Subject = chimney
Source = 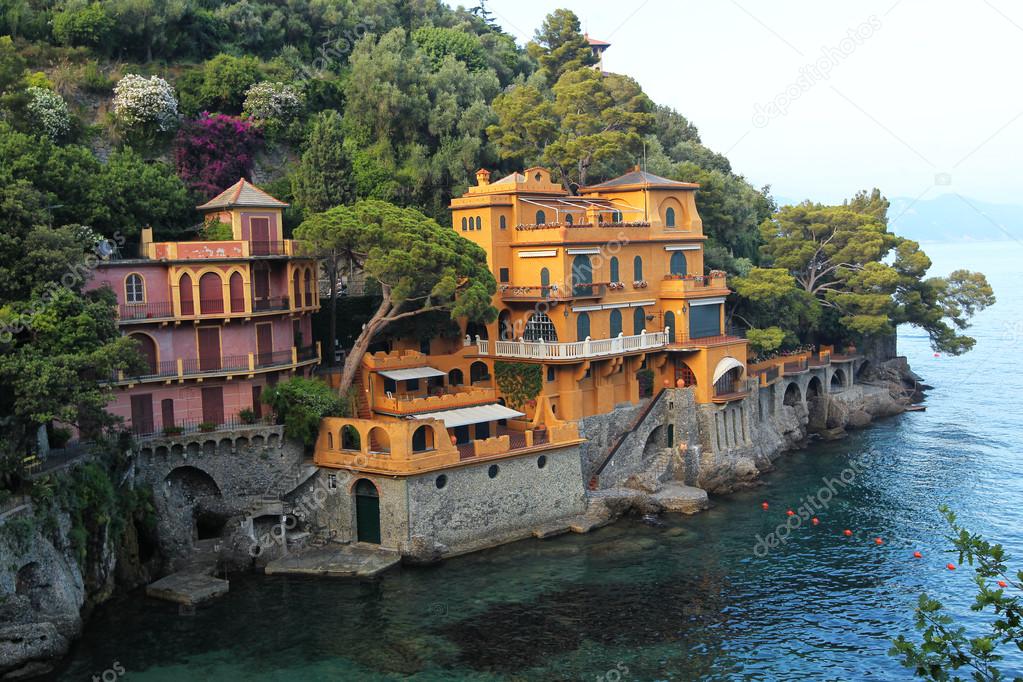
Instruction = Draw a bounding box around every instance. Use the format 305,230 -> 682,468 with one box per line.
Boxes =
475,168 -> 491,186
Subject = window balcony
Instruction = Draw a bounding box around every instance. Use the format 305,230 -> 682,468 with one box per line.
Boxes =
119,296 -> 299,325
660,272 -> 729,297
476,330 -> 668,360
499,282 -> 607,302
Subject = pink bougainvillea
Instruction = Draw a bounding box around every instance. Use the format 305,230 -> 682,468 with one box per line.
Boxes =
173,113 -> 262,197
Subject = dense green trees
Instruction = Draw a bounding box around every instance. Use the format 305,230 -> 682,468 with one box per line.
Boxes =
296,200 -> 496,393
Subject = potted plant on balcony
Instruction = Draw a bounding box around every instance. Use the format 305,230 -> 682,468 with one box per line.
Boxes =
162,425 -> 183,437
238,408 -> 258,425
198,421 -> 216,433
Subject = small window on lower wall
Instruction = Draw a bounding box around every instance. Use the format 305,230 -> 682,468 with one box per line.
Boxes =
537,455 -> 547,469
435,474 -> 447,489
488,464 -> 499,479
546,366 -> 555,382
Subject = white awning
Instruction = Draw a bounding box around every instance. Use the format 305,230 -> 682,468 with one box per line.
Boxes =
414,403 -> 525,429
377,367 -> 447,381
712,356 -> 745,383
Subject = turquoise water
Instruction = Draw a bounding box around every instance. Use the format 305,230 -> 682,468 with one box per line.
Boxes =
54,242 -> 1022,681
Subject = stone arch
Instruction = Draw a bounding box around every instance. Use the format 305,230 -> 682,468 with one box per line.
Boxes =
252,434 -> 265,448
411,424 -> 434,452
15,562 -> 46,609
218,437 -> 233,452
368,426 -> 391,454
266,433 -> 280,447
340,425 -> 361,451
855,360 -> 872,382
806,375 -> 827,429
642,424 -> 669,460
185,442 -> 201,457
448,368 -> 464,386
235,436 -> 249,450
166,465 -> 221,497
154,445 -> 168,458
171,443 -> 184,457
202,440 -> 217,456
831,368 -> 847,392
165,466 -> 226,541
783,382 -> 802,407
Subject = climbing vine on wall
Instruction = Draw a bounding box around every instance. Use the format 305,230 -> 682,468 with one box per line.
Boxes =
494,361 -> 543,410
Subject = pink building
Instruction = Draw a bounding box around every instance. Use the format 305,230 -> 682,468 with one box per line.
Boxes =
87,179 -> 321,435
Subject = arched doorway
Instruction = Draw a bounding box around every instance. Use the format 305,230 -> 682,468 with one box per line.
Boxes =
576,312 -> 591,341
354,479 -> 381,544
572,254 -> 592,296
470,361 -> 489,385
806,376 -> 826,429
229,272 -> 245,312
524,312 -> 558,342
633,307 -> 646,335
609,309 -> 622,337
199,272 -> 224,314
675,359 -> 697,388
664,311 -> 676,343
831,368 -> 846,392
129,333 -> 158,375
497,309 -> 514,341
178,273 -> 194,316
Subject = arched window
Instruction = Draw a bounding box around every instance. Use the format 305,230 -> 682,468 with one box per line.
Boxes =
665,206 -> 676,227
448,368 -> 464,386
302,269 -> 312,307
609,309 -> 623,337
411,425 -> 434,452
572,254 -> 592,296
475,216 -> 482,230
565,214 -> 574,225
524,311 -> 558,342
633,307 -> 646,334
633,256 -> 643,281
670,251 -> 687,276
341,425 -> 361,450
461,217 -> 468,231
179,273 -> 194,316
540,268 -> 550,299
292,270 -> 301,307
368,426 -> 390,454
229,272 -> 245,313
535,210 -> 546,225
125,274 -> 145,304
498,309 -> 514,341
576,312 -> 591,341
327,432 -> 334,449
609,256 -> 620,283
499,215 -> 507,229
129,333 -> 158,375
199,272 -> 224,314
664,311 -> 676,343
470,361 -> 489,384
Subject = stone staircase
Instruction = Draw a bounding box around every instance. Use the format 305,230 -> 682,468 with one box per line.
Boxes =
354,366 -> 372,418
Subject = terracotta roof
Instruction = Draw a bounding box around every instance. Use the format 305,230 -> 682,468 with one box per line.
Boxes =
196,178 -> 289,210
586,35 -> 611,47
584,170 -> 699,190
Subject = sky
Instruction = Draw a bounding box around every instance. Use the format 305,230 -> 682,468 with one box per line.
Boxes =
471,0 -> 1023,206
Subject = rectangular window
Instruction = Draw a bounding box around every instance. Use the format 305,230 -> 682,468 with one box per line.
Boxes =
406,378 -> 420,391
499,268 -> 509,283
546,366 -> 555,382
384,378 -> 397,394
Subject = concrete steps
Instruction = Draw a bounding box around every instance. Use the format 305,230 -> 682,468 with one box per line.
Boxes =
264,543 -> 400,578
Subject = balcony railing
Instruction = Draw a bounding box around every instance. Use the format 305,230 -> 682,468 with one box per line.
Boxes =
252,296 -> 291,312
476,330 -> 668,360
499,282 -> 607,302
783,357 -> 809,374
132,414 -> 275,440
668,326 -> 747,346
119,301 -> 175,321
373,387 -> 497,415
111,344 -> 320,383
249,240 -> 288,256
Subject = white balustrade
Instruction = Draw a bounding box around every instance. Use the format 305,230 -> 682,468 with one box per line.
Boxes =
479,328 -> 669,360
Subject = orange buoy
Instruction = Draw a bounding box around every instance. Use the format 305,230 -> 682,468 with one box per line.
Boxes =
761,502 -> 769,510
843,529 -> 853,536
998,580 -> 1008,588
875,537 -> 884,545
811,517 -> 819,525
913,551 -> 922,559
947,563 -> 956,571
786,509 -> 795,516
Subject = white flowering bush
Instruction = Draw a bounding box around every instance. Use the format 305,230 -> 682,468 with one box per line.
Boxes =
242,81 -> 303,131
112,74 -> 179,133
26,87 -> 71,140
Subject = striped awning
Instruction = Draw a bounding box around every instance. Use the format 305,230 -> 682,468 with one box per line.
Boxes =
712,356 -> 745,383
414,403 -> 525,429
377,367 -> 447,381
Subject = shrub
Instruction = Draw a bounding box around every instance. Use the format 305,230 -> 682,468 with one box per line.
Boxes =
198,54 -> 262,114
238,408 -> 258,424
262,377 -> 348,446
51,2 -> 115,49
242,81 -> 303,133
747,327 -> 786,355
200,217 -> 233,241
162,425 -> 183,436
47,425 -> 72,449
173,113 -> 261,197
198,422 -> 216,432
26,87 -> 71,141
80,62 -> 114,94
112,74 -> 179,135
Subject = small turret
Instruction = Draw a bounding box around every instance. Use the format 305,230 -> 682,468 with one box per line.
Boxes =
476,168 -> 491,187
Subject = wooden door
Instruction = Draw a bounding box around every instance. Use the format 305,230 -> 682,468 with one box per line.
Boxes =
201,386 -> 224,425
197,327 -> 221,371
130,394 -> 154,435
161,398 -> 175,429
250,217 -> 270,255
253,265 -> 270,310
251,385 -> 262,419
256,323 -> 273,366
